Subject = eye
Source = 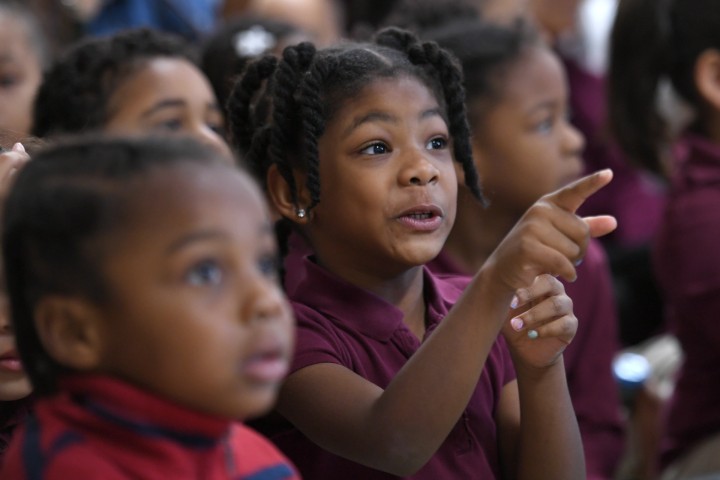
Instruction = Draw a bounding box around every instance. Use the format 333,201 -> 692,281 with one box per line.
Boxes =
158,118 -> 184,132
534,116 -> 554,135
0,74 -> 18,88
426,136 -> 448,150
186,259 -> 223,286
257,254 -> 280,277
359,142 -> 390,155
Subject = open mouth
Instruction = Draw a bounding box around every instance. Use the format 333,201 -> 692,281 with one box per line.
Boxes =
397,205 -> 444,231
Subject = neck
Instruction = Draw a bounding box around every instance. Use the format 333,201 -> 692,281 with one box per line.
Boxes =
443,189 -> 521,274
313,254 -> 428,339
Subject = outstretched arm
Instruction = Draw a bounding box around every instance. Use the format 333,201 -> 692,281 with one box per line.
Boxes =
278,169 -> 615,476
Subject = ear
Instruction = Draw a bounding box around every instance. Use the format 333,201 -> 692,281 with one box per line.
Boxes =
33,296 -> 104,371
266,164 -> 312,224
695,48 -> 720,111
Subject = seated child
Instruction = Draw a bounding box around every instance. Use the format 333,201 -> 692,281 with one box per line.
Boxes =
31,28 -> 230,156
0,135 -> 299,479
0,141 -> 32,466
227,27 -> 616,479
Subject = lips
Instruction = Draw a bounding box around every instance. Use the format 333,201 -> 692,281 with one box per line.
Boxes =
242,342 -> 289,384
0,350 -> 24,373
396,204 -> 444,232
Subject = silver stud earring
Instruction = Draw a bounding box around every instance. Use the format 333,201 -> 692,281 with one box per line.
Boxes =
296,208 -> 306,218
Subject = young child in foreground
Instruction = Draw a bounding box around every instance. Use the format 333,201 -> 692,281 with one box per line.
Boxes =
0,135 -> 299,479
227,27 -> 617,479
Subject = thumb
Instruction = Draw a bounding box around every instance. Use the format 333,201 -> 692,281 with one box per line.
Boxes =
583,215 -> 618,238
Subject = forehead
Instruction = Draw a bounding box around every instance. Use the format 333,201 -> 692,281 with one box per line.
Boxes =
0,12 -> 37,58
333,76 -> 443,120
121,164 -> 266,226
107,57 -> 214,111
493,46 -> 566,105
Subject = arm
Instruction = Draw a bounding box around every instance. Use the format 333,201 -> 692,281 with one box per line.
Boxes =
278,170 -> 616,475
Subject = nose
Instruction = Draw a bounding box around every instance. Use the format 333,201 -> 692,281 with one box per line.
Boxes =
195,124 -> 233,160
562,120 -> 585,157
244,276 -> 291,326
399,148 -> 440,187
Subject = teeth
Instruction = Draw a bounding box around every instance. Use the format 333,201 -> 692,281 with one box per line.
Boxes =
408,213 -> 432,219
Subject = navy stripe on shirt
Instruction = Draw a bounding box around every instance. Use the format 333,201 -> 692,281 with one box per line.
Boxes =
240,464 -> 295,480
82,398 -> 218,448
23,415 -> 83,480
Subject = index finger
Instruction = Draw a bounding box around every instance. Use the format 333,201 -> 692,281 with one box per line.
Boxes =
545,169 -> 613,213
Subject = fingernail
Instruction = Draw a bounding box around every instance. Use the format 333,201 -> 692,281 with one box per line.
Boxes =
511,317 -> 524,331
12,142 -> 25,153
574,258 -> 583,267
527,329 -> 539,339
510,295 -> 519,309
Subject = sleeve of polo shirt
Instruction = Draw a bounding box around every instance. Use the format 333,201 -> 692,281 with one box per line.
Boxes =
289,302 -> 349,374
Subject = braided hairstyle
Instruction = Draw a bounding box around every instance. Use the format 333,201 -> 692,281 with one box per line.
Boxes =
227,26 -> 483,214
608,0 -> 720,173
2,135 -> 230,395
32,28 -> 196,138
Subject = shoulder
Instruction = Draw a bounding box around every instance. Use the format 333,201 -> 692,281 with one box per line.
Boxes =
229,423 -> 300,479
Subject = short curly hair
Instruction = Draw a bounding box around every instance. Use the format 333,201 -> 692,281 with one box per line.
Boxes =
32,28 -> 196,138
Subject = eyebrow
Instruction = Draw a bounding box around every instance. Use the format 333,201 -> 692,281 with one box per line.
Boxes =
140,99 -> 222,119
342,107 -> 443,139
167,222 -> 273,254
166,230 -> 229,254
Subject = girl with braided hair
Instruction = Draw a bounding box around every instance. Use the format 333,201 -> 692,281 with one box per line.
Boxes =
228,27 -> 617,479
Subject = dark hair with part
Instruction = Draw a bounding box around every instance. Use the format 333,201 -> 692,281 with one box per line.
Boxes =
226,26 -> 483,212
201,15 -> 302,111
421,18 -> 540,123
2,135 -> 230,395
608,0 -> 720,173
32,28 -> 195,139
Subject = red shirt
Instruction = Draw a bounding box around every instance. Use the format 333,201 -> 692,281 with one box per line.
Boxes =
0,375 -> 299,479
274,251 -> 516,479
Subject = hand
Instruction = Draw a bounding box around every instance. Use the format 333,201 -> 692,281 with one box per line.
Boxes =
0,143 -> 29,197
502,274 -> 576,369
485,169 -> 616,293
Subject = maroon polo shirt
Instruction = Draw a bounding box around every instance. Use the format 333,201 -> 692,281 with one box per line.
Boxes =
430,240 -> 626,480
655,133 -> 720,466
277,251 -> 516,479
0,375 -> 299,480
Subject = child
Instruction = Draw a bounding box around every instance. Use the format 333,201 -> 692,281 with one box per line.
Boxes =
0,140 -> 32,466
414,16 -> 626,480
201,15 -> 309,118
31,28 -> 230,156
0,1 -> 46,139
608,0 -> 720,477
227,27 -> 617,478
0,135 -> 299,479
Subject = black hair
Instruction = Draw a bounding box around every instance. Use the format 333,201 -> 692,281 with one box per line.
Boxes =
31,28 -> 196,139
226,26 -> 483,214
200,15 -> 301,112
2,135 -> 231,395
0,0 -> 49,67
381,0 -> 481,34
420,18 -> 540,123
608,0 -> 720,173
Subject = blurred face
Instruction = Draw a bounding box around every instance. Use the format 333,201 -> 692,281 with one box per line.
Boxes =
0,293 -> 32,401
529,0 -> 583,40
248,0 -> 343,47
304,76 -> 457,280
104,58 -> 231,157
0,12 -> 42,137
471,46 -> 584,215
94,165 -> 293,419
